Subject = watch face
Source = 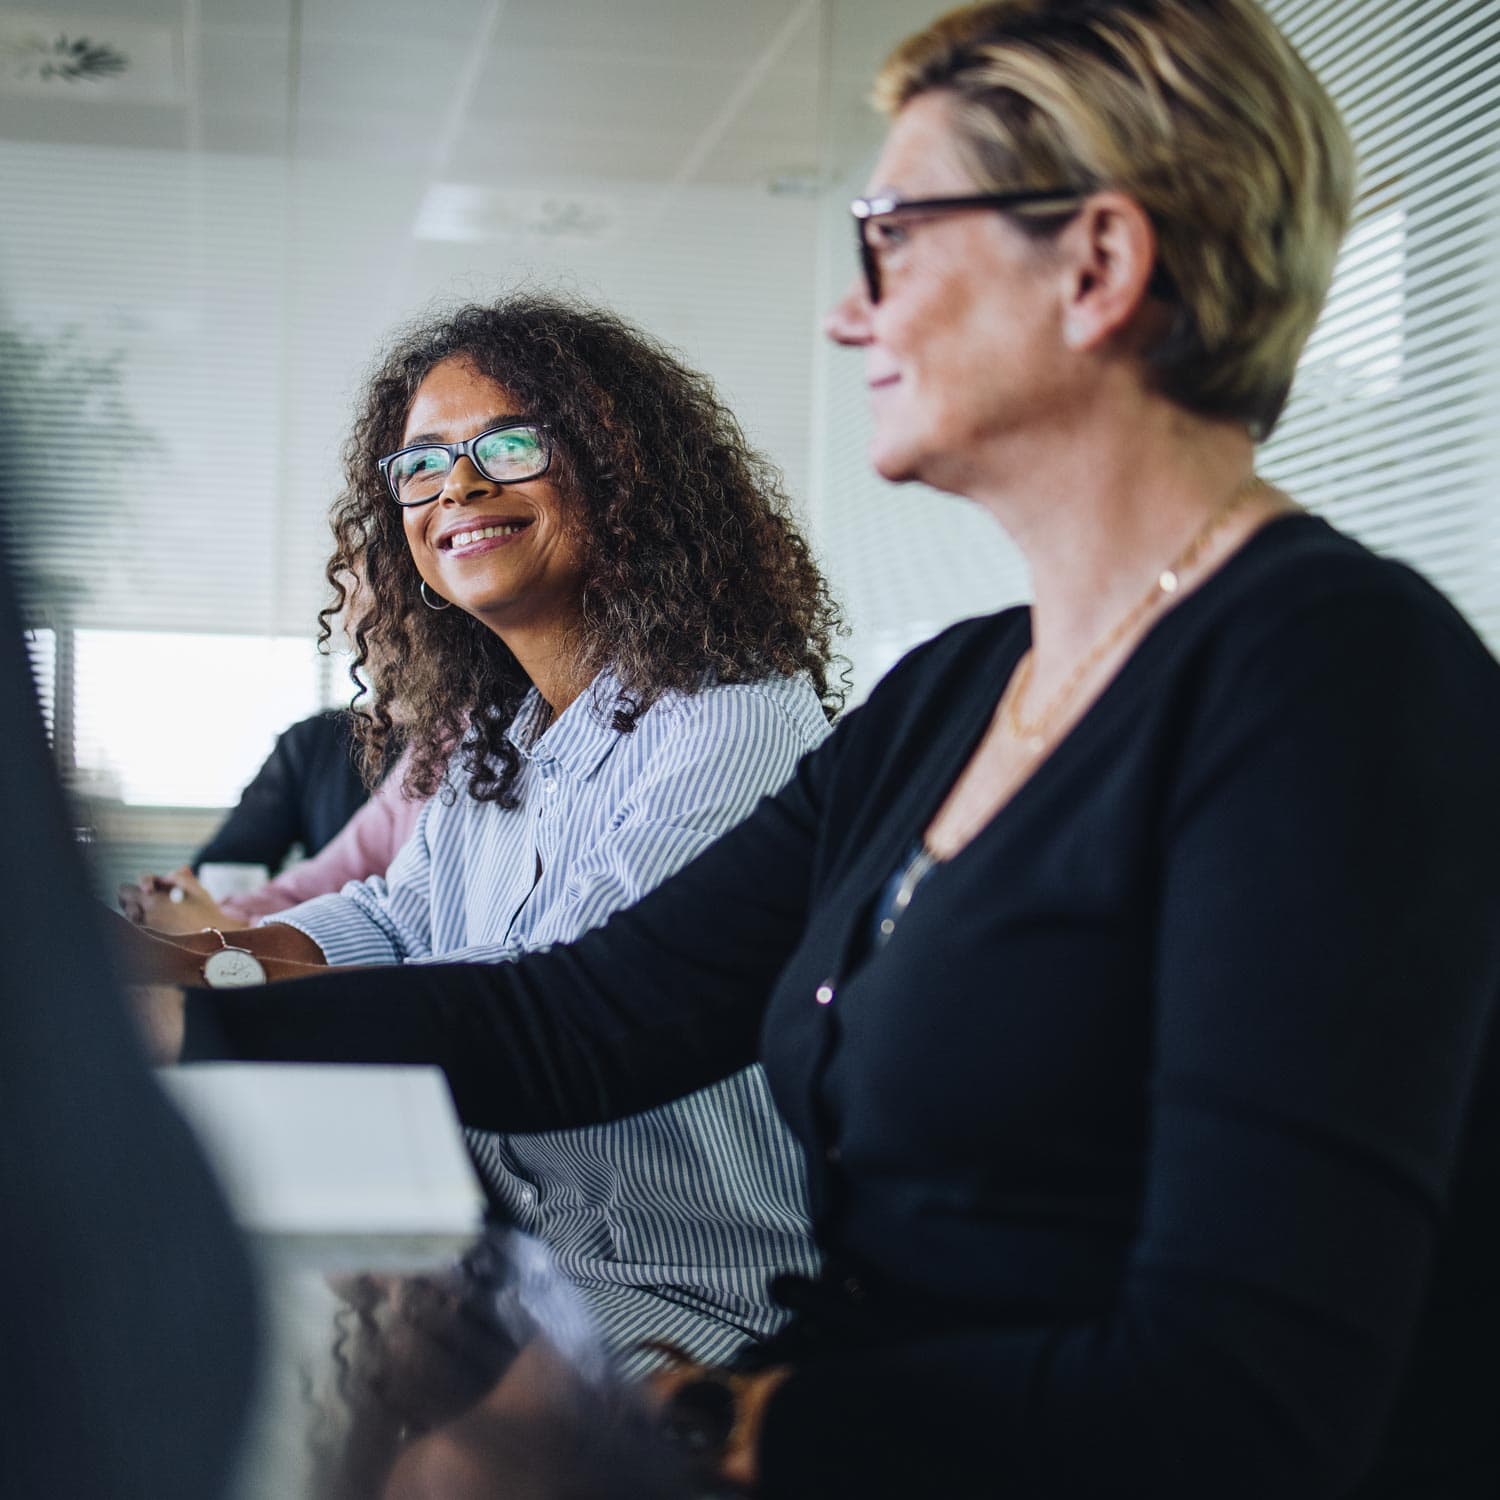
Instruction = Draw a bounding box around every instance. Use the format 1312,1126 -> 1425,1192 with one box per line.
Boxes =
202,946 -> 267,989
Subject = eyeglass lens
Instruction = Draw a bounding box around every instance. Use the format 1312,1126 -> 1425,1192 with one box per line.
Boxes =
857,222 -> 882,304
388,425 -> 548,506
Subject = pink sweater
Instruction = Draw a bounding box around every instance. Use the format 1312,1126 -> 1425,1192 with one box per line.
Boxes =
219,753 -> 425,922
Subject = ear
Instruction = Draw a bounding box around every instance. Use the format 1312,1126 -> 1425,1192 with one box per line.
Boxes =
1056,192 -> 1159,352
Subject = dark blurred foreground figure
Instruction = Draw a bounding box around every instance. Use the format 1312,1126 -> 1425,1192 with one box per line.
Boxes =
141,1 -> 1500,1494
0,539 -> 258,1495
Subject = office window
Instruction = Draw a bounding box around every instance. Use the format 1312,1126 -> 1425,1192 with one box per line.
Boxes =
70,630 -> 330,808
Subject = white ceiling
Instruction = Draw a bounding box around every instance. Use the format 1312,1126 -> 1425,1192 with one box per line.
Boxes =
0,0 -> 825,184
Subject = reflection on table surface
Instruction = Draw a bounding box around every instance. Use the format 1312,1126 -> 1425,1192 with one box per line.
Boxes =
230,1225 -> 696,1500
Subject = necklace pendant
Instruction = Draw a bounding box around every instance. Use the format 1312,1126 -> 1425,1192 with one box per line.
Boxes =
1158,568 -> 1180,594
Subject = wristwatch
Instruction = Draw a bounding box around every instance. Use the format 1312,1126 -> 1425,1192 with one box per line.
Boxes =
200,927 -> 268,988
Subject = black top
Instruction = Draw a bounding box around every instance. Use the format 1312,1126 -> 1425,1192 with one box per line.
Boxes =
187,517 -> 1500,1499
194,708 -> 369,871
0,550 -> 257,1498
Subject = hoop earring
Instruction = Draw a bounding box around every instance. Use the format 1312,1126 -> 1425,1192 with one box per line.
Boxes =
419,580 -> 452,611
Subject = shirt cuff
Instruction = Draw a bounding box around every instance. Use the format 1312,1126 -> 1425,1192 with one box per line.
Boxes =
263,892 -> 402,967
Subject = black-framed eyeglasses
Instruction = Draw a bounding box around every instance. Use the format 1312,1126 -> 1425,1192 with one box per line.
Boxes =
378,421 -> 552,507
851,190 -> 1085,303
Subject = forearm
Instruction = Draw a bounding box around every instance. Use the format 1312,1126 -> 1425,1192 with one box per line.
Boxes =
107,907 -> 327,987
183,914 -> 770,1129
180,752 -> 829,1128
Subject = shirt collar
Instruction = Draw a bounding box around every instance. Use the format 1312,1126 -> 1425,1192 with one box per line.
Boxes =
505,668 -> 626,782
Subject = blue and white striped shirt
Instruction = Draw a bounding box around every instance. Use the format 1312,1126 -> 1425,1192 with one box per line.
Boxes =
270,671 -> 827,1370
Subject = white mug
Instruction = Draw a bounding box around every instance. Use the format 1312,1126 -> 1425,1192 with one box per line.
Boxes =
197,862 -> 270,902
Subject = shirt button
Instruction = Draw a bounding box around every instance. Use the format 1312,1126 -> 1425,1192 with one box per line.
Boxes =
545,779 -> 558,796
814,981 -> 835,1006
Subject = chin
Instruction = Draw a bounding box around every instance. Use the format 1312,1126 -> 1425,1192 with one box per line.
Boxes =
868,440 -> 923,486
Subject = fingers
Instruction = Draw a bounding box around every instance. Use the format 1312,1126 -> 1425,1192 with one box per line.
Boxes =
171,866 -> 212,900
118,881 -> 147,925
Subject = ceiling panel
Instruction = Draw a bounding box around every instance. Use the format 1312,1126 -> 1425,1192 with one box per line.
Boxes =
0,0 -> 182,21
196,0 -> 292,30
300,0 -> 494,43
459,53 -> 736,135
197,31 -> 289,117
0,1 -> 828,184
295,36 -> 470,114
491,0 -> 806,67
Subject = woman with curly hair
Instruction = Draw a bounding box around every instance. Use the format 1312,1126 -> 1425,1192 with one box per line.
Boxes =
123,293 -> 843,1370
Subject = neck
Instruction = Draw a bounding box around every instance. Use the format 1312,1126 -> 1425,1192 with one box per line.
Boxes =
491,619 -> 591,720
962,401 -> 1264,681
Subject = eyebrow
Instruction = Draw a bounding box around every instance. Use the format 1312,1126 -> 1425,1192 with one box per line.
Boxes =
401,414 -> 529,447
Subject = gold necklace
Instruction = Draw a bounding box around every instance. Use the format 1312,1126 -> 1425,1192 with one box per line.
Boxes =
1002,474 -> 1266,754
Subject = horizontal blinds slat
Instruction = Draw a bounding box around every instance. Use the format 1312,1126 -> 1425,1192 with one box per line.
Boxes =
1273,394 -> 1496,467
1258,0 -> 1500,650
1356,98 -> 1500,186
1310,14 -> 1498,113
1274,0 -> 1492,75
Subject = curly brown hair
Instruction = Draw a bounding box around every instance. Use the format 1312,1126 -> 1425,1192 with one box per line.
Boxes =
321,295 -> 845,806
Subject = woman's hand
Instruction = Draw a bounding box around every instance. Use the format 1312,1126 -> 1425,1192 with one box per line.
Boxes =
118,866 -> 245,936
646,1353 -> 791,1491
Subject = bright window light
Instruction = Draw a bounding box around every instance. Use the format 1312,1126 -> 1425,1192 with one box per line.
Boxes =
73,630 -> 327,807
24,626 -> 55,737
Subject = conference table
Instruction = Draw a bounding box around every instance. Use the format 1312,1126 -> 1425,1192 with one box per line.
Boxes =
229,1228 -> 691,1500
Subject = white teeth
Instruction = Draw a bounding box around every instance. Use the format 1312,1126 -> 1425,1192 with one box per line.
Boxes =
447,523 -> 525,548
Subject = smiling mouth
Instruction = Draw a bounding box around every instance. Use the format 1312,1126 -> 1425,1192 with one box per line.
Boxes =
440,520 -> 534,553
869,373 -> 900,390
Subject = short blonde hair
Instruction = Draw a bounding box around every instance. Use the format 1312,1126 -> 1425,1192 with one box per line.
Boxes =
876,0 -> 1356,437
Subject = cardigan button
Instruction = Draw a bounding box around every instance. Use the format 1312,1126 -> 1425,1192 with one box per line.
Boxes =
814,981 -> 835,1006
824,1144 -> 841,1165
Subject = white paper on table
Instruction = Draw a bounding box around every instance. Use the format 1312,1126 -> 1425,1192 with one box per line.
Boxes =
160,1063 -> 486,1238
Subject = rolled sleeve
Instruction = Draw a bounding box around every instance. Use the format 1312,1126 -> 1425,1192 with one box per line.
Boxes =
264,799 -> 439,966
266,886 -> 405,967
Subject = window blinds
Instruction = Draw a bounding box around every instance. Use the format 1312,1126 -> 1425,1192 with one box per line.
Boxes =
1257,0 -> 1500,647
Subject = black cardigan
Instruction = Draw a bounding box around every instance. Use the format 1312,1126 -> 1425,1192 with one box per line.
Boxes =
187,516 -> 1500,1498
